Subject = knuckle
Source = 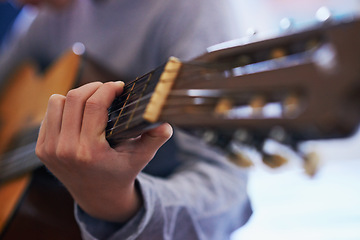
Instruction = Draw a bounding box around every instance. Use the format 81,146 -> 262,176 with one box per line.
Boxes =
55,142 -> 74,161
55,140 -> 93,165
84,98 -> 104,115
35,143 -> 45,159
66,89 -> 81,101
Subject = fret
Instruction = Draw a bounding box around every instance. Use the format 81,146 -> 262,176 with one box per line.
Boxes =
105,61 -> 173,145
125,72 -> 153,129
108,81 -> 136,136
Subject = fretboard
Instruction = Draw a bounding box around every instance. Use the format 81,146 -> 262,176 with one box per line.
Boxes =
105,57 -> 182,146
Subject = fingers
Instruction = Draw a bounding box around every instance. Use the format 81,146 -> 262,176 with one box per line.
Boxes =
81,81 -> 124,141
60,82 -> 103,142
36,81 -> 123,160
36,94 -> 66,159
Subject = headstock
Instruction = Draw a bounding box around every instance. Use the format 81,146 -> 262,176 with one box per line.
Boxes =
106,17 -> 360,175
159,17 -> 360,174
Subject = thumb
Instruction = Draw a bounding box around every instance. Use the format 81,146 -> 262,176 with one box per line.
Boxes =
138,123 -> 173,158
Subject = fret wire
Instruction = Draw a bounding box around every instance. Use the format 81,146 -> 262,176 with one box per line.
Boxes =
124,65 -> 183,85
112,66 -> 188,112
107,93 -> 224,136
121,66 -> 181,94
107,96 -> 213,135
112,72 -> 176,110
108,73 -> 178,119
106,113 -> 147,136
125,72 -> 153,129
108,86 -> 153,116
122,77 -> 155,96
106,105 -> 147,133
108,93 -> 152,120
109,82 -> 136,136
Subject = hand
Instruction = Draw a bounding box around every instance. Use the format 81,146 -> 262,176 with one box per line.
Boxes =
35,81 -> 173,222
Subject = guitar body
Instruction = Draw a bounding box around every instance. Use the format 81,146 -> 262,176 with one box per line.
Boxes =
0,51 -> 82,239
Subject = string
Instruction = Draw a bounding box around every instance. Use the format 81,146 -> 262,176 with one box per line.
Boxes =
106,62 -> 227,135
0,142 -> 41,181
110,75 -> 178,112
125,72 -> 153,129
108,93 -> 152,121
106,105 -> 147,134
108,63 -> 218,114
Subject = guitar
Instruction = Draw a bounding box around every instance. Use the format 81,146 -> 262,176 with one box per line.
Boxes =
0,50 -> 118,239
1,17 -> 360,239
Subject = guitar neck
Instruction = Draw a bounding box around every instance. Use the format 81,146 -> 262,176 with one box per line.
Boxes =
105,17 -> 360,147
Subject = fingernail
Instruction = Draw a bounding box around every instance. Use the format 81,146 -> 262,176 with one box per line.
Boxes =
116,81 -> 125,87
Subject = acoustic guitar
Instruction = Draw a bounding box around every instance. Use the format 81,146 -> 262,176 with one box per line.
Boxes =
1,17 -> 360,239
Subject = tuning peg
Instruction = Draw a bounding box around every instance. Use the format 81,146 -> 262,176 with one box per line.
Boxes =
233,129 -> 251,143
201,130 -> 218,145
227,151 -> 253,168
283,93 -> 301,118
269,126 -> 287,143
262,152 -> 288,168
215,98 -> 234,115
250,95 -> 266,116
271,48 -> 287,59
302,151 -> 320,177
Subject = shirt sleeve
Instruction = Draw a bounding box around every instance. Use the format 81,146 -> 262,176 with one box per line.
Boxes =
75,130 -> 252,240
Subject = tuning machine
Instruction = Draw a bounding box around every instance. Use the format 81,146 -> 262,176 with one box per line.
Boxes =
267,126 -> 321,176
303,151 -> 320,177
226,129 -> 255,167
259,126 -> 295,169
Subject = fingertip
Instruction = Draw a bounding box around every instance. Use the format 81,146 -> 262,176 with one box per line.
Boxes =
115,81 -> 125,87
161,123 -> 173,139
147,123 -> 173,140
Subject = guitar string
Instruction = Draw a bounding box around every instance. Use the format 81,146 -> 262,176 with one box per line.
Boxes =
108,94 -> 152,120
0,143 -> 40,179
106,93 -> 221,135
106,105 -> 147,134
107,63 -> 220,122
106,70 -> 226,132
109,73 -> 182,112
109,59 -> 223,110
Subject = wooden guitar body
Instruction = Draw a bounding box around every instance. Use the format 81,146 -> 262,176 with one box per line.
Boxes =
0,51 -> 82,239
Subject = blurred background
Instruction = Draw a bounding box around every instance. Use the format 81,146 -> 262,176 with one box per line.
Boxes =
1,0 -> 360,239
230,1 -> 360,240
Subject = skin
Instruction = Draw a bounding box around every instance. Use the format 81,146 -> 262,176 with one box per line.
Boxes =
35,81 -> 173,222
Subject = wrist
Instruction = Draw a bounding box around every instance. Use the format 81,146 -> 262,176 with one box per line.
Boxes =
73,180 -> 143,223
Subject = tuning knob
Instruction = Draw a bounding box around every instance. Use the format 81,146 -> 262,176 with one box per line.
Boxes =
262,152 -> 288,168
228,151 -> 253,168
303,151 -> 320,177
